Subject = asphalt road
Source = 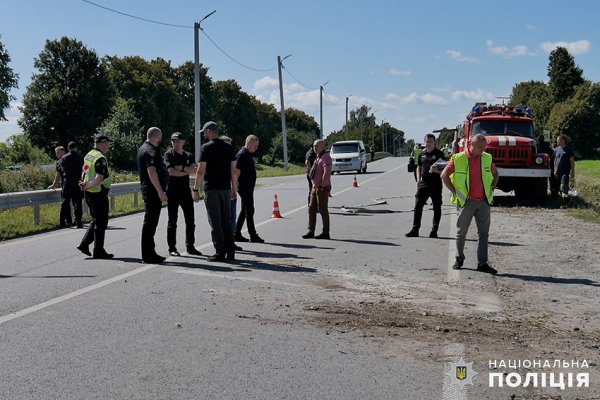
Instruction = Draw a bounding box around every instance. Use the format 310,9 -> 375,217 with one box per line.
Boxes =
0,156 -> 558,399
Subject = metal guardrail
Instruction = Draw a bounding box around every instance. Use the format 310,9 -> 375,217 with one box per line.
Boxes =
0,182 -> 142,225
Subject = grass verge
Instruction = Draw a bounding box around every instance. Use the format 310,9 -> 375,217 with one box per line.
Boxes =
0,164 -> 304,240
567,160 -> 600,223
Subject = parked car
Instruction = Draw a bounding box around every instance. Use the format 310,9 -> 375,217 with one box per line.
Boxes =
330,140 -> 367,174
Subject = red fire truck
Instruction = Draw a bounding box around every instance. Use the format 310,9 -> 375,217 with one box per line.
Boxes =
453,103 -> 551,205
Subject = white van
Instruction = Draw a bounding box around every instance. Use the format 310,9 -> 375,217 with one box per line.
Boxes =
330,140 -> 367,174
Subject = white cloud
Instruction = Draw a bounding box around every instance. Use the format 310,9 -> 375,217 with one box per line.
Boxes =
421,93 -> 448,106
451,89 -> 494,102
525,24 -> 539,32
386,92 -> 447,106
0,101 -> 23,142
539,40 -> 591,55
446,50 -> 478,63
252,76 -> 279,92
486,40 -> 532,58
389,68 -> 411,76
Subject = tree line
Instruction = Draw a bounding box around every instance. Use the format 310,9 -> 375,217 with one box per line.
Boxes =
0,36 -> 407,171
510,47 -> 600,158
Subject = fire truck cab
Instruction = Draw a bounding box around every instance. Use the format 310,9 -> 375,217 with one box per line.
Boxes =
453,103 -> 551,205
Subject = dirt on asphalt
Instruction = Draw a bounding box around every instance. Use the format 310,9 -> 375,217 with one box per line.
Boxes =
294,205 -> 600,399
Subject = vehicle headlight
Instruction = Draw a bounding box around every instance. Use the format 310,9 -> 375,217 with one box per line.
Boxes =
535,156 -> 543,165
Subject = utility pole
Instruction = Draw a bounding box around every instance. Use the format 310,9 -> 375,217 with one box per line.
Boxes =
381,120 -> 386,153
278,54 -> 292,170
345,96 -> 351,140
193,10 -> 216,162
319,81 -> 329,139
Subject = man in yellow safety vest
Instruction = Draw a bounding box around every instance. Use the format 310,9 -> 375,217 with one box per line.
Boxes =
441,134 -> 499,274
77,133 -> 114,259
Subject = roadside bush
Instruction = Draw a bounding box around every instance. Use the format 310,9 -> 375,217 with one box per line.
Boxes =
0,165 -> 55,193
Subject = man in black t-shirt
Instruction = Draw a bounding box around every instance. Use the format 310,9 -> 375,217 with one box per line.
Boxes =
193,121 -> 238,262
137,127 -> 169,264
305,145 -> 317,205
234,134 -> 264,243
164,132 -> 202,257
406,133 -> 446,238
48,146 -> 68,226
61,141 -> 85,228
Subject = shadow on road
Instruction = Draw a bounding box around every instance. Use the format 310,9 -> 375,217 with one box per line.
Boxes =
499,273 -> 600,287
0,274 -> 97,279
330,238 -> 399,246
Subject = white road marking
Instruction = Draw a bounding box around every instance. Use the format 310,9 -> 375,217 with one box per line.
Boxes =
0,264 -> 156,326
0,161 -> 406,325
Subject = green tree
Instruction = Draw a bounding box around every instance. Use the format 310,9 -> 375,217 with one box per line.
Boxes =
268,128 -> 315,164
104,56 -> 191,145
0,36 -> 19,121
510,80 -> 554,140
249,97 -> 279,158
173,61 -> 216,133
99,98 -> 142,170
212,79 -> 256,146
546,81 -> 600,158
547,47 -> 584,103
285,108 -> 320,137
0,134 -> 51,166
19,37 -> 113,153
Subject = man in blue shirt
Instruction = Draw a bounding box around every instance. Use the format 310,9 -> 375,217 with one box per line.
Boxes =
554,134 -> 575,206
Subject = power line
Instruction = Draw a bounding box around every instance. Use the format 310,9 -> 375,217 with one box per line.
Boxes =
282,65 -> 316,91
82,0 -> 191,29
82,0 -> 276,72
200,29 -> 275,72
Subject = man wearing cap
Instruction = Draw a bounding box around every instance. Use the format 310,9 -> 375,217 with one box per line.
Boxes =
193,121 -> 238,262
164,132 -> 202,257
61,141 -> 85,228
138,127 -> 169,264
76,134 -> 114,259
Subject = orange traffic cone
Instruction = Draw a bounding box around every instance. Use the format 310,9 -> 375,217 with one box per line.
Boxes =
352,175 -> 359,188
271,194 -> 283,218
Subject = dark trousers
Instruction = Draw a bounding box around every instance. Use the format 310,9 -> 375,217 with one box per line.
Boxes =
412,184 -> 442,232
308,187 -> 330,234
80,191 -> 109,253
166,189 -> 195,252
306,175 -> 313,204
141,193 -> 162,260
204,189 -> 234,255
61,184 -> 83,226
236,188 -> 256,237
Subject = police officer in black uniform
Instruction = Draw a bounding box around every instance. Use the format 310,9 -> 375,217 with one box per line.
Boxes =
406,133 -> 446,238
138,127 -> 169,264
48,146 -> 68,226
164,132 -> 202,257
61,141 -> 85,228
77,134 -> 114,259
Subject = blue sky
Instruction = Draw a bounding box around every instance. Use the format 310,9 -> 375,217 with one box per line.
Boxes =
1,0 -> 599,143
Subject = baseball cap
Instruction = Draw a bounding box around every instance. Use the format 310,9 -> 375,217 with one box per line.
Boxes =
200,121 -> 218,133
93,133 -> 113,143
171,132 -> 185,140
